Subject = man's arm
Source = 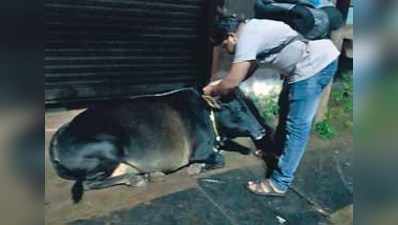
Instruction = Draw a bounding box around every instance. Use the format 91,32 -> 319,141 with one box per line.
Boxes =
209,46 -> 222,81
243,62 -> 259,81
203,60 -> 256,96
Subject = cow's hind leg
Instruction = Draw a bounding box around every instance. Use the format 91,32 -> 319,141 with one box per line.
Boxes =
84,174 -> 148,190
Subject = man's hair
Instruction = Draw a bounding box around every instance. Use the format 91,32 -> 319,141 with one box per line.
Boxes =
210,15 -> 244,46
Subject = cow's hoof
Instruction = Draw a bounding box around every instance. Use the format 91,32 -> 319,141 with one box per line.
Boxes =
204,161 -> 225,171
149,172 -> 166,182
186,163 -> 205,175
150,171 -> 166,177
203,152 -> 225,171
127,175 -> 148,187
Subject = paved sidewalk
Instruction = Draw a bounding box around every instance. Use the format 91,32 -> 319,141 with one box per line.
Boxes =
69,148 -> 352,225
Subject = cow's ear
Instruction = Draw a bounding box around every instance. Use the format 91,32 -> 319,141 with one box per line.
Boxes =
202,95 -> 221,109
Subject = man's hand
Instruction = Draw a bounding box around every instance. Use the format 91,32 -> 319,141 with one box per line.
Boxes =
203,80 -> 222,96
203,61 -> 254,97
203,79 -> 237,97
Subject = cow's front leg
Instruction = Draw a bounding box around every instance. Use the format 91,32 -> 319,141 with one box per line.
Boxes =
203,150 -> 225,170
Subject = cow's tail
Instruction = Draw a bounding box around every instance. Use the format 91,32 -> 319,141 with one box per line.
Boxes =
72,179 -> 84,203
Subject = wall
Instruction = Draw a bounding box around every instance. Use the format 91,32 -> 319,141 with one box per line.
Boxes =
45,0 -> 215,105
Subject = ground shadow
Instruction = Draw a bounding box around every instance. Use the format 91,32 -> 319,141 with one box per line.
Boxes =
221,139 -> 252,155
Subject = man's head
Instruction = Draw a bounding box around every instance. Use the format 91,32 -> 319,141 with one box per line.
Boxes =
210,16 -> 244,54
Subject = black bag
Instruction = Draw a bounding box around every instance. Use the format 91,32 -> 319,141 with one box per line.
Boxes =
254,0 -> 343,40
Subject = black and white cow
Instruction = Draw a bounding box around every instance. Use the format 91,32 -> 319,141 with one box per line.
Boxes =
49,88 -> 266,203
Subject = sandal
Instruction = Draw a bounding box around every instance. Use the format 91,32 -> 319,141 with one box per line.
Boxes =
246,179 -> 286,197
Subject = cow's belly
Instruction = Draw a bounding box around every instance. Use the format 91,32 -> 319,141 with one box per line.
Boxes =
122,103 -> 192,173
124,136 -> 191,173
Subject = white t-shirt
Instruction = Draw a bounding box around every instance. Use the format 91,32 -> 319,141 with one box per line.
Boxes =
233,19 -> 340,83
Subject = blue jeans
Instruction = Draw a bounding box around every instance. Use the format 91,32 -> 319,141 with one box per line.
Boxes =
270,61 -> 338,192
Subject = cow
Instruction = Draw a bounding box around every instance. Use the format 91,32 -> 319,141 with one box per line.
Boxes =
49,88 -> 267,203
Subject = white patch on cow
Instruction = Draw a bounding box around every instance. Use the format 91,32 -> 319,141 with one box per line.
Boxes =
111,163 -> 129,177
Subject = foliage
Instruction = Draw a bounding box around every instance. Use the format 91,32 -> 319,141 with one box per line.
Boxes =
331,72 -> 353,113
245,71 -> 353,141
315,119 -> 337,140
248,90 -> 280,124
314,71 -> 353,140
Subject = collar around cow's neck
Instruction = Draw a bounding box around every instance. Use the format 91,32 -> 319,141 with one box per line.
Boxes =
202,95 -> 223,148
209,109 -> 221,144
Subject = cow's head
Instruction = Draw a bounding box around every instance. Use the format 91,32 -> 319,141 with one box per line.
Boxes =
213,89 -> 266,140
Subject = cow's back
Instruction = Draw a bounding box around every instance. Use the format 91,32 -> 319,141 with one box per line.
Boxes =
66,88 -> 207,173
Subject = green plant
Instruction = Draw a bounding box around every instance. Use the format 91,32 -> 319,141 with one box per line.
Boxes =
315,120 -> 336,140
249,91 -> 280,124
313,72 -> 353,140
331,72 -> 353,113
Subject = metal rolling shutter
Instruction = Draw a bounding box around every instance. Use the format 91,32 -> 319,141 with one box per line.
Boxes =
45,0 -> 214,104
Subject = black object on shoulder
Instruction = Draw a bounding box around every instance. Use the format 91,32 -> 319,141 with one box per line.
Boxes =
254,0 -> 343,40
